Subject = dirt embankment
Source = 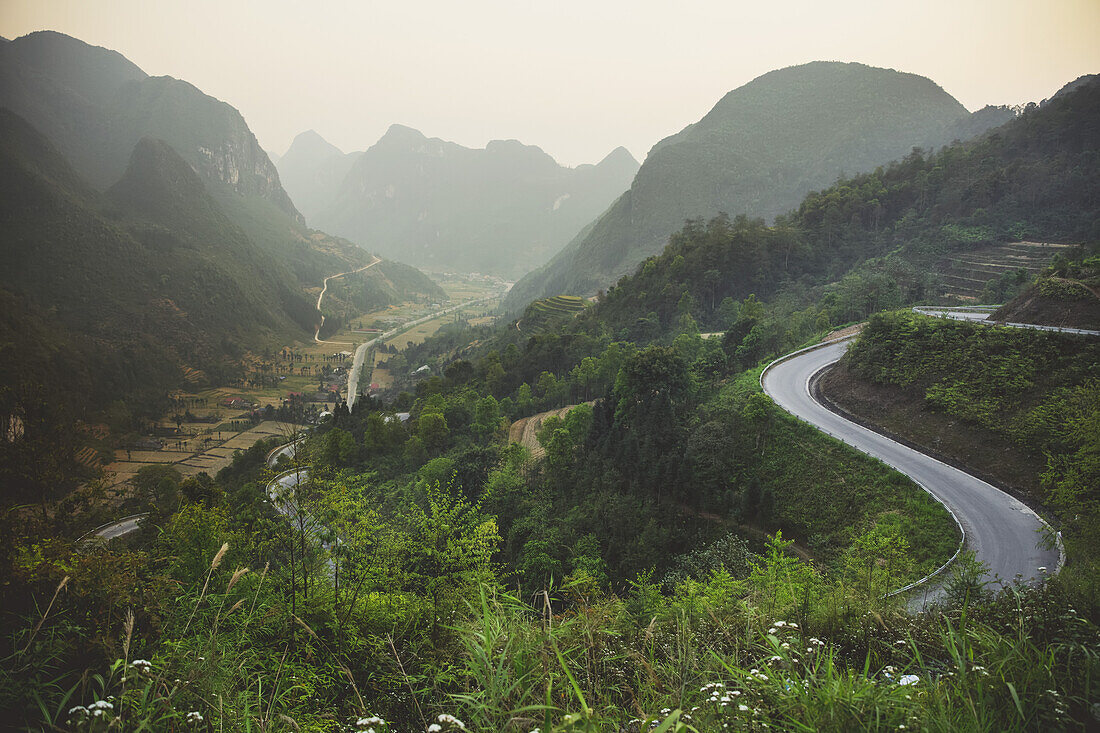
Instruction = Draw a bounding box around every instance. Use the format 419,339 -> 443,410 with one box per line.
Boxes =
508,403 -> 593,459
991,279 -> 1100,330
816,362 -> 1045,501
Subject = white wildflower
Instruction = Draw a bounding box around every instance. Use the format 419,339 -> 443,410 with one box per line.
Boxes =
427,725 -> 442,733
187,711 -> 204,724
436,713 -> 466,729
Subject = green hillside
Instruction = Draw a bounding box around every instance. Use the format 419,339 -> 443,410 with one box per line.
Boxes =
823,309 -> 1100,608
992,254 -> 1100,328
505,61 -> 1014,310
0,110 -> 441,422
0,111 -> 300,397
567,75 -> 1098,351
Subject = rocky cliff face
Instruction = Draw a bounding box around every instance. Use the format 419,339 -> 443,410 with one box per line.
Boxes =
0,31 -> 302,224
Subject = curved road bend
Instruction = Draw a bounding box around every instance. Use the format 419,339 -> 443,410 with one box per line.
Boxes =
762,338 -> 1060,606
315,257 -> 382,344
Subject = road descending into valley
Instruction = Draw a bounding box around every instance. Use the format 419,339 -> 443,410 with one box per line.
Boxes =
761,320 -> 1072,607
314,257 -> 382,344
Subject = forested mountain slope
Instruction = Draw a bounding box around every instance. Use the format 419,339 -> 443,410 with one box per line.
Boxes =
0,31 -> 376,284
312,124 -> 639,276
575,74 -> 1099,348
0,110 -> 308,404
505,61 -> 1016,309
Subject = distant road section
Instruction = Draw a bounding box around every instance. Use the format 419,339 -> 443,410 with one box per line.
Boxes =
508,402 -> 594,459
911,305 -> 1100,336
79,512 -> 149,545
346,297 -> 495,408
761,336 -> 1061,607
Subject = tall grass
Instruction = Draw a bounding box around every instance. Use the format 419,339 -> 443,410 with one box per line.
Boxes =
441,578 -> 1098,732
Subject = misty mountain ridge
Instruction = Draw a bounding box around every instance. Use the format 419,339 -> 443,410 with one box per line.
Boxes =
0,107 -> 444,417
296,124 -> 639,277
575,74 -> 1100,341
277,129 -> 363,224
0,110 -> 306,403
0,30 -> 394,290
504,61 -> 1018,309
0,31 -> 298,218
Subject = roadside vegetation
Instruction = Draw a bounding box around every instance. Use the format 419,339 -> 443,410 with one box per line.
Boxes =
825,309 -> 1100,617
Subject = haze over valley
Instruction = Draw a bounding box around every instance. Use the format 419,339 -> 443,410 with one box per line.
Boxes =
1,4 -> 1098,731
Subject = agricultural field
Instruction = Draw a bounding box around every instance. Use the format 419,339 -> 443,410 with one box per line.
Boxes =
102,420 -> 300,487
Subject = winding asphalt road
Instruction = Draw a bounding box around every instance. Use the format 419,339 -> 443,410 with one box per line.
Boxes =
761,333 -> 1063,606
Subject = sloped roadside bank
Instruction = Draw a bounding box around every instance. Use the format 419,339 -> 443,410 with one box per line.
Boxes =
814,367 -> 1048,519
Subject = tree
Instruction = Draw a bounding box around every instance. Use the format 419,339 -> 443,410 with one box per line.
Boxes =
407,480 -> 500,639
133,464 -> 183,515
844,526 -> 912,604
319,427 -> 358,467
748,531 -> 819,619
473,395 -> 502,442
535,371 -> 563,409
569,357 -> 598,402
418,412 -> 450,454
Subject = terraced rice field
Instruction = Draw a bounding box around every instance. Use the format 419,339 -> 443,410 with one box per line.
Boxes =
935,241 -> 1074,301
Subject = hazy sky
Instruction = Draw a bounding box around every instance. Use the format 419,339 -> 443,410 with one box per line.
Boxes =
2,0 -> 1098,167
